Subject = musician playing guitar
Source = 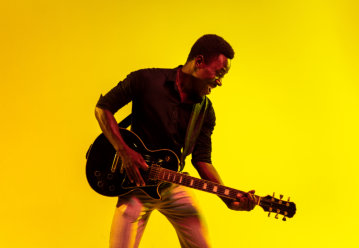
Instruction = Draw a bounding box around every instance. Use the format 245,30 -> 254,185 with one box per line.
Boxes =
94,34 -> 256,248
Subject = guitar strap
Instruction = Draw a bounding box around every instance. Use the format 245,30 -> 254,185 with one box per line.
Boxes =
86,114 -> 132,159
115,97 -> 208,171
180,96 -> 208,171
117,113 -> 133,128
115,97 -> 208,172
88,98 -> 208,171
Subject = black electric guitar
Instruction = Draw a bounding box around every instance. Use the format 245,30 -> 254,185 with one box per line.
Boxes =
86,128 -> 296,220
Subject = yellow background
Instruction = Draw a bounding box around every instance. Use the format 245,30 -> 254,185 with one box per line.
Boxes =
1,0 -> 358,247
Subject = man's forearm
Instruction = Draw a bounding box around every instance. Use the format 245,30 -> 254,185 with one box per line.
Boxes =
193,161 -> 223,184
193,161 -> 234,207
94,107 -> 128,153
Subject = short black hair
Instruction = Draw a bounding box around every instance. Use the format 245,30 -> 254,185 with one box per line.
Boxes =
186,34 -> 234,63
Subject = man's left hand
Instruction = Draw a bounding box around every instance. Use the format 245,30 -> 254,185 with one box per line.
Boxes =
227,190 -> 256,211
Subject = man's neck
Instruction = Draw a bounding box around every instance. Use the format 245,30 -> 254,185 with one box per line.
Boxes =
176,64 -> 197,104
177,61 -> 202,104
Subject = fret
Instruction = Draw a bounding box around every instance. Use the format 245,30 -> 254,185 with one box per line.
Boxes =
218,185 -> 226,195
206,183 -> 213,192
198,181 -> 203,189
196,179 -> 202,190
193,180 -> 199,188
185,176 -> 191,186
157,169 -> 243,201
182,175 -> 188,186
180,174 -> 186,185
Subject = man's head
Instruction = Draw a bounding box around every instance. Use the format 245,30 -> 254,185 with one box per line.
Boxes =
183,34 -> 234,97
186,34 -> 234,64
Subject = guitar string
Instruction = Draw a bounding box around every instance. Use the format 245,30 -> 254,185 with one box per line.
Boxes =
150,167 -> 240,199
149,168 -> 292,214
154,169 -> 293,216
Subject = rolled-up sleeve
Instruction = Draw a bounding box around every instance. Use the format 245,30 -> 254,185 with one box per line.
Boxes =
96,70 -> 142,114
191,104 -> 216,164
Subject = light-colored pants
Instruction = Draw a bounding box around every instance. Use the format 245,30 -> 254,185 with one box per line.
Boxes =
110,184 -> 210,248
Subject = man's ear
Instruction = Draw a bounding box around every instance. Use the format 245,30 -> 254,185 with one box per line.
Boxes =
194,55 -> 205,68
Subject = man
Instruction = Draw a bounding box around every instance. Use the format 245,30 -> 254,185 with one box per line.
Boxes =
95,34 -> 256,248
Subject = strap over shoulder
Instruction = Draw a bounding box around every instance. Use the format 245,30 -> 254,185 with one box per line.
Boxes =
90,101 -> 208,171
117,113 -> 132,128
86,114 -> 132,159
180,97 -> 209,171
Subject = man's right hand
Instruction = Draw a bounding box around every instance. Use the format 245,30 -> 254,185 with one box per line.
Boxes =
95,107 -> 149,186
119,146 -> 149,187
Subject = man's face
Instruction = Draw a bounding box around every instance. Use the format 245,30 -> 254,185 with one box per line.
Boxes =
192,54 -> 231,97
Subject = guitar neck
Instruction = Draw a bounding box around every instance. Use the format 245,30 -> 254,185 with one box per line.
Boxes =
150,166 -> 261,204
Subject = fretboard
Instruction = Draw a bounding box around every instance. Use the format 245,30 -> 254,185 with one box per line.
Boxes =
149,166 -> 260,204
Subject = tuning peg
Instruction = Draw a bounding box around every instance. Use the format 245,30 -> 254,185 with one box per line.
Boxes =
275,213 -> 279,219
272,192 -> 275,197
268,207 -> 274,217
286,197 -> 291,206
282,217 -> 287,221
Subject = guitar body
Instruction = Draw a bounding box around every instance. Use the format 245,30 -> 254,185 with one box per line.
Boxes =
86,128 -> 180,198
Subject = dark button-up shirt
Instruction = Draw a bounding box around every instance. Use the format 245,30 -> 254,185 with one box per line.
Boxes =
96,66 -> 215,165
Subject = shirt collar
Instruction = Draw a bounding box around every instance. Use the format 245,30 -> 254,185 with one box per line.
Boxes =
166,65 -> 204,104
167,65 -> 182,83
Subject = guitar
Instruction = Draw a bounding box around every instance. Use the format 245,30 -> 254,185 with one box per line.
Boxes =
86,127 -> 296,221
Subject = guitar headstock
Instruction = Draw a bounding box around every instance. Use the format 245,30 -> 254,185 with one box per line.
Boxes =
259,193 -> 296,221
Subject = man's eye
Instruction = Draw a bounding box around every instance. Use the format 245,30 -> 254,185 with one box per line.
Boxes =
217,70 -> 226,78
